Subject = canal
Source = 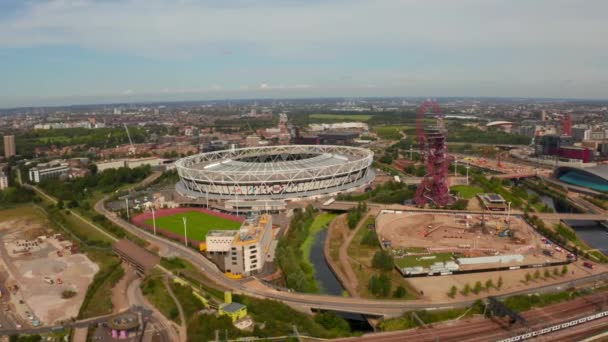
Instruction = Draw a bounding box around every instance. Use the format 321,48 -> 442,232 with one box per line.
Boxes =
309,227 -> 374,331
522,184 -> 607,256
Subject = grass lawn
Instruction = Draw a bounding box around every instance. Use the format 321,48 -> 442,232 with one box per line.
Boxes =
0,205 -> 47,223
309,114 -> 372,121
394,253 -> 455,269
450,185 -> 484,199
146,211 -> 242,241
161,257 -> 226,299
373,125 -> 410,140
301,213 -> 337,266
347,217 -> 417,299
141,270 -> 180,324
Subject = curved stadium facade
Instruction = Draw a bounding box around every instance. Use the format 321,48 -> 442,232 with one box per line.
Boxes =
554,165 -> 608,192
175,145 -> 374,200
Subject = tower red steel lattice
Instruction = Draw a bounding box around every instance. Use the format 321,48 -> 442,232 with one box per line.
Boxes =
414,100 -> 452,207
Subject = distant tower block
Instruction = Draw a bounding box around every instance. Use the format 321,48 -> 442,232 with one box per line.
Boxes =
3,135 -> 15,158
414,101 -> 452,207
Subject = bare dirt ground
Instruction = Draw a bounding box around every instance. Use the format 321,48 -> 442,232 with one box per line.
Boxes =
377,212 -> 569,267
0,218 -> 98,325
375,211 -> 607,302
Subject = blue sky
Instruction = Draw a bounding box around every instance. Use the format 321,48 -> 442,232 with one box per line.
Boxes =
1,0 -> 607,107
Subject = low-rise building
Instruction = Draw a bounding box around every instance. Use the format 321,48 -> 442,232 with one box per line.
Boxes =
28,162 -> 70,183
96,157 -> 163,172
0,171 -> 8,190
218,292 -> 247,322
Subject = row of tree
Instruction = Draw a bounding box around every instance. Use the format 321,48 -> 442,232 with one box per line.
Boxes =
346,201 -> 367,229
276,206 -> 318,293
39,165 -> 152,203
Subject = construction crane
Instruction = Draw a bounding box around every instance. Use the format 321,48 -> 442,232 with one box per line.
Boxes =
124,124 -> 136,155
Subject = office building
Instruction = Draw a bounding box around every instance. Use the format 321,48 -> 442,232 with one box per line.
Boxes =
205,214 -> 274,276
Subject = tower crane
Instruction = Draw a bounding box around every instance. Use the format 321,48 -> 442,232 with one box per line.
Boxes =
124,124 -> 136,155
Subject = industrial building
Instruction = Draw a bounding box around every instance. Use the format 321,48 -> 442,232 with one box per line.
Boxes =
205,214 -> 274,276
535,134 -> 593,163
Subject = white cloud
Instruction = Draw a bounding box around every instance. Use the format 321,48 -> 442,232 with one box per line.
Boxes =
1,0 -> 608,105
1,0 -> 607,54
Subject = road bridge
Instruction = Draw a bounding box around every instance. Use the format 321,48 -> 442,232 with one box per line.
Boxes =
93,189 -> 608,317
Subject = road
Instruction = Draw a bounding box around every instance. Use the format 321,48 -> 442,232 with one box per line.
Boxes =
126,277 -> 176,342
93,185 -> 608,317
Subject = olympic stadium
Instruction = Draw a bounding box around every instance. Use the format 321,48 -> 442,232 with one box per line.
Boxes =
175,145 -> 375,201
554,165 -> 608,192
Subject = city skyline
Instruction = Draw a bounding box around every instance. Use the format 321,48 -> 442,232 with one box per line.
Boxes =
1,0 -> 608,107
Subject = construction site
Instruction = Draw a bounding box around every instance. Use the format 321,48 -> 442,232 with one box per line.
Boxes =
376,211 -> 572,276
0,215 -> 98,326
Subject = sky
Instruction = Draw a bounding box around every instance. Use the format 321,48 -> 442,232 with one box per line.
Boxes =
1,0 -> 607,108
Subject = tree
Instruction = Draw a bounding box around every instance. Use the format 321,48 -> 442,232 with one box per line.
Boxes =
314,312 -> 350,334
361,230 -> 379,247
525,273 -> 532,283
56,199 -> 64,209
368,274 -> 391,297
544,269 -> 551,278
485,279 -> 494,291
553,268 -> 559,276
561,265 -> 568,276
473,281 -> 483,294
533,269 -> 540,280
378,274 -> 392,297
372,250 -> 394,271
462,284 -> 471,296
448,285 -> 457,298
393,286 -> 407,298
496,277 -> 503,289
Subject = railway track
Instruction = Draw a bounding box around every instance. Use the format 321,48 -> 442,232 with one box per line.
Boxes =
334,292 -> 608,342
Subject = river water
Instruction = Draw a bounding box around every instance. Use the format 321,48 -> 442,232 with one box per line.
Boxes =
525,186 -> 607,256
563,220 -> 608,255
309,228 -> 373,330
309,229 -> 345,296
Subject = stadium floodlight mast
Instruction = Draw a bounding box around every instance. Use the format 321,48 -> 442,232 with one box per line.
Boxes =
151,207 -> 157,236
182,216 -> 188,247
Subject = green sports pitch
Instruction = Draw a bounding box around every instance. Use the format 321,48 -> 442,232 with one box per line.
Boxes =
144,211 -> 242,241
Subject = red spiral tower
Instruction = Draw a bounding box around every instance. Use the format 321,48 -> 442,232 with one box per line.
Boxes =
414,100 -> 452,207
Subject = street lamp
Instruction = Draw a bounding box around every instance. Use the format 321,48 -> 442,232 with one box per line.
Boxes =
507,201 -> 512,228
151,208 -> 157,236
182,216 -> 188,247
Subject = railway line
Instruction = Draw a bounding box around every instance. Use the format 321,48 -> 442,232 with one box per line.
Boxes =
334,292 -> 608,341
